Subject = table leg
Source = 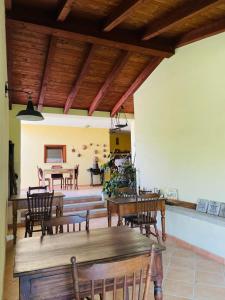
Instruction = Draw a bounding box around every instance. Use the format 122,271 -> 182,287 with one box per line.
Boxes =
73,169 -> 75,190
154,279 -> 163,300
13,201 -> 17,244
107,205 -> 112,227
117,214 -> 123,226
161,209 -> 166,241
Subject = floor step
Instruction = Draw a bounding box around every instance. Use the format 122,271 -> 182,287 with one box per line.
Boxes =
63,196 -> 102,205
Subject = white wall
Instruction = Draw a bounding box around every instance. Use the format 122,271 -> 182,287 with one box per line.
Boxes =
135,32 -> 225,203
0,0 -> 9,296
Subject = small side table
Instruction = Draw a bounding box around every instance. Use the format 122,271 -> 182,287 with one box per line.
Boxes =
87,168 -> 104,186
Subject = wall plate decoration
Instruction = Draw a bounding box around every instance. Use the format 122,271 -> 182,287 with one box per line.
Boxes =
103,144 -> 107,147
94,150 -> 98,154
77,153 -> 81,157
218,203 -> 225,218
103,154 -> 107,158
82,145 -> 87,150
207,201 -> 221,216
90,143 -> 93,146
103,149 -> 107,152
196,199 -> 209,213
72,147 -> 76,153
96,144 -> 99,147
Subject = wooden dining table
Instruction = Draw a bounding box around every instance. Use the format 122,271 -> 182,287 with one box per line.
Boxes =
9,192 -> 64,244
14,227 -> 165,300
107,197 -> 167,241
43,168 -> 77,189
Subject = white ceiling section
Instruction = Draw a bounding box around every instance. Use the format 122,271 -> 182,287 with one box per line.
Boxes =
22,113 -> 132,131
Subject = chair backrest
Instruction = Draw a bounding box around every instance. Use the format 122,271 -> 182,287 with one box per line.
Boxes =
71,245 -> 157,300
37,167 -> 44,180
28,185 -> 48,194
27,191 -> 54,222
116,187 -> 137,197
51,165 -> 63,169
43,211 -> 90,234
136,193 -> 160,223
75,165 -> 79,179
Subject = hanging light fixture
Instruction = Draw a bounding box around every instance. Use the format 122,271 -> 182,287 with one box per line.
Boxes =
110,106 -> 128,133
5,83 -> 44,121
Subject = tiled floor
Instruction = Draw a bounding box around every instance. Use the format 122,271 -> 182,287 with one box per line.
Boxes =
3,217 -> 225,300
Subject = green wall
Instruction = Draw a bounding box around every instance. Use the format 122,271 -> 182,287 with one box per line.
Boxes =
135,32 -> 225,203
0,0 -> 9,297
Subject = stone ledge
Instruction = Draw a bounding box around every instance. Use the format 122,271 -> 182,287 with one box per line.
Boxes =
166,205 -> 225,227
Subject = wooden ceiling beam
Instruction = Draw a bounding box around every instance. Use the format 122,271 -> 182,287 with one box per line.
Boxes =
176,18 -> 225,48
111,57 -> 163,117
88,51 -> 130,116
37,36 -> 57,111
5,0 -> 12,10
6,8 -> 174,58
142,0 -> 221,41
103,0 -> 144,32
57,0 -> 74,22
64,44 -> 96,114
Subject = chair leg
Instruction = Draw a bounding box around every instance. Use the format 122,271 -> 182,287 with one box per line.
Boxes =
154,223 -> 160,243
145,225 -> 150,237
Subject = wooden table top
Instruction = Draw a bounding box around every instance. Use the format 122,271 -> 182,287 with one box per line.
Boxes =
107,197 -> 166,204
14,227 -> 165,276
9,191 -> 64,201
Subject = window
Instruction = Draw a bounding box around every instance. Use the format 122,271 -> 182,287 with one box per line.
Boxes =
44,145 -> 66,163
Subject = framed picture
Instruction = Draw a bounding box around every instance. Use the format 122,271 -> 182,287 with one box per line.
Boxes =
219,203 -> 225,218
207,201 -> 221,216
196,199 -> 209,213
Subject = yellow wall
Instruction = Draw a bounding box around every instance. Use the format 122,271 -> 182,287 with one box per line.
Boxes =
0,0 -> 9,297
135,32 -> 225,203
110,132 -> 131,153
21,124 -> 110,188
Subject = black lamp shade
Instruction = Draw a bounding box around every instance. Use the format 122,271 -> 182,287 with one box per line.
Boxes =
16,100 -> 44,121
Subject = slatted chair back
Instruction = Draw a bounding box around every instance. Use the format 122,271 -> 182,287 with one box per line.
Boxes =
43,211 -> 90,235
136,193 -> 160,224
28,185 -> 48,194
116,187 -> 137,197
27,191 -> 54,223
71,245 -> 157,300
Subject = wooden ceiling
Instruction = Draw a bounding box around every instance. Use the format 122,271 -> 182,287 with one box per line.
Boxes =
5,0 -> 225,116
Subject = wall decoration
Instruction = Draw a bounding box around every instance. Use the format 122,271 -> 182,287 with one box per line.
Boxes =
207,201 -> 221,216
103,154 -> 107,158
196,199 -> 209,213
103,149 -> 107,152
72,147 -> 76,153
94,150 -> 98,154
219,203 -> 225,218
82,145 -> 87,150
103,144 -> 107,147
90,143 -> 93,146
96,144 -> 99,147
77,153 -> 81,157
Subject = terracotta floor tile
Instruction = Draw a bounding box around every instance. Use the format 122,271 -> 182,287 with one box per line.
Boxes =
194,284 -> 225,300
170,256 -> 195,270
163,279 -> 194,299
196,271 -> 225,287
166,266 -> 195,284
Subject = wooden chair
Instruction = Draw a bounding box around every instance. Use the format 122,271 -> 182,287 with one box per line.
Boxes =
37,166 -> 50,188
42,211 -> 90,235
71,245 -> 157,300
51,165 -> 64,189
116,187 -> 137,225
65,165 -> 79,190
133,193 -> 161,243
25,190 -> 54,238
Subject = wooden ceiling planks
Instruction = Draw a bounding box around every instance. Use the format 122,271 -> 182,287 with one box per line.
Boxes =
64,44 -> 96,113
37,36 -> 57,111
111,57 -> 164,116
5,0 -> 225,114
103,0 -> 144,32
57,0 -> 74,22
142,0 -> 221,40
88,50 -> 130,115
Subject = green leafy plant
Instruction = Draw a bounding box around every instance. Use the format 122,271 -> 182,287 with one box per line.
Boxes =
102,154 -> 136,197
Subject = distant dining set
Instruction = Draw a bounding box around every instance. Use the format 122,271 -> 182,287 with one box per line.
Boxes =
37,164 -> 79,190
10,184 -> 167,300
